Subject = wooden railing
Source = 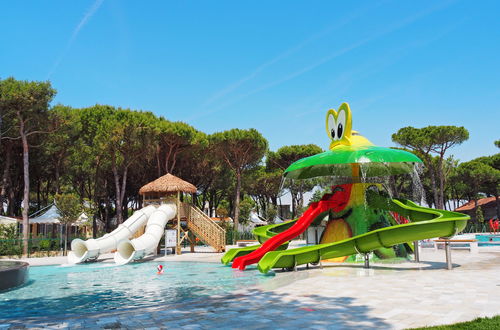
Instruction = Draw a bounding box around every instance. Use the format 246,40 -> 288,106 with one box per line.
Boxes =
180,203 -> 226,252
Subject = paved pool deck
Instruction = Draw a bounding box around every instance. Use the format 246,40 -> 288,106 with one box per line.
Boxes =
2,245 -> 500,329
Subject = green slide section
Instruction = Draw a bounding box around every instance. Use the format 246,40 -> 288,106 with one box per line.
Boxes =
221,219 -> 298,265
256,197 -> 469,273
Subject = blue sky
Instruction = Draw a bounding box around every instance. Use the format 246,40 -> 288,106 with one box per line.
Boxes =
1,0 -> 498,161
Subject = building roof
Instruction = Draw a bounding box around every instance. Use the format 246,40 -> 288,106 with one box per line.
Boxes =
29,204 -> 88,225
0,215 -> 18,225
139,173 -> 197,195
455,196 -> 497,211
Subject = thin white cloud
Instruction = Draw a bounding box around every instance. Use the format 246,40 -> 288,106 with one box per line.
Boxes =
201,1 -> 388,108
47,0 -> 104,79
190,0 -> 456,121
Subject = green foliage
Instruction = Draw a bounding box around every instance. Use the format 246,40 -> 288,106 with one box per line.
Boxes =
0,77 -> 56,126
0,224 -> 22,256
392,125 -> 469,209
225,228 -> 254,245
264,204 -> 278,223
264,144 -> 323,217
156,119 -> 201,173
238,196 -> 256,225
309,187 -> 331,204
495,140 -> 500,148
0,224 -> 17,239
267,144 -> 323,171
455,160 -> 500,197
210,128 -> 268,172
1,75 -> 496,244
55,193 -> 82,225
475,206 -> 484,223
409,315 -> 500,330
392,126 -> 469,154
39,238 -> 54,251
210,128 -> 268,228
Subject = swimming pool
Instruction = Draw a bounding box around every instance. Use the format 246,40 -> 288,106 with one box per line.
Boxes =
0,261 -> 271,320
475,234 -> 500,246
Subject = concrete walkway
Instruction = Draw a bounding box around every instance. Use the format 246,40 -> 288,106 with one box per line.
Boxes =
1,248 -> 500,329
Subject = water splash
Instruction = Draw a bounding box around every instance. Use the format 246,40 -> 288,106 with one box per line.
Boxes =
411,163 -> 426,206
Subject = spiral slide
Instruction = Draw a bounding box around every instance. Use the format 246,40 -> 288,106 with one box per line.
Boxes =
114,202 -> 177,265
224,198 -> 469,273
68,205 -> 157,264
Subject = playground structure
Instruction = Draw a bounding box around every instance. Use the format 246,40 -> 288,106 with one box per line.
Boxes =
68,174 -> 225,265
223,102 -> 470,273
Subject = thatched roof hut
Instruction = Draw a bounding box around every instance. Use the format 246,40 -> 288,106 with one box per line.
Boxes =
139,173 -> 197,195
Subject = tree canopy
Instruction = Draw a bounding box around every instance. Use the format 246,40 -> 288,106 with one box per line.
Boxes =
210,128 -> 268,230
392,125 -> 468,209
0,76 -> 496,242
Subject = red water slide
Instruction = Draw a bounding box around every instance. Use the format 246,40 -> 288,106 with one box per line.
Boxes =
231,184 -> 352,270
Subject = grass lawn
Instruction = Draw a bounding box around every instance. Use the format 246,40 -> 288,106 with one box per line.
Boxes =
410,315 -> 500,329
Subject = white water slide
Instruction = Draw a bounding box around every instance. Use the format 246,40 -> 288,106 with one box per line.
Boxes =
68,203 -> 175,264
114,202 -> 177,265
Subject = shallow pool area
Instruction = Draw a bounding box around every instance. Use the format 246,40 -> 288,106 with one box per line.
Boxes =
0,261 -> 272,320
475,234 -> 500,246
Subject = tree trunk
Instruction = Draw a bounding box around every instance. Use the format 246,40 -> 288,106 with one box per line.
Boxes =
55,157 -> 62,194
111,154 -> 126,224
92,212 -> 97,239
19,115 -> 30,256
7,185 -> 15,216
64,224 -> 69,256
233,170 -> 241,232
164,145 -> 174,174
0,142 -> 12,215
156,145 -> 162,177
36,180 -> 41,211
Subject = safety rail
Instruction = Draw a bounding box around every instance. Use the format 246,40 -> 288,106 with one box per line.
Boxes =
180,203 -> 226,252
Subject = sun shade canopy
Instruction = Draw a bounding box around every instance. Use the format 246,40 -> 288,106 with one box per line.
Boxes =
284,145 -> 422,180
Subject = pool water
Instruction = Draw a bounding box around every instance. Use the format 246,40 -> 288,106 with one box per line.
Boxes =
0,261 -> 271,320
475,234 -> 500,246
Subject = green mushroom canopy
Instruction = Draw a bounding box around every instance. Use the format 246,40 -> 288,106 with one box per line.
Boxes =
284,145 -> 423,180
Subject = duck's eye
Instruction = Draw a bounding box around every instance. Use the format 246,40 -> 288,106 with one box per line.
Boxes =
336,110 -> 346,139
337,123 -> 343,139
327,114 -> 336,140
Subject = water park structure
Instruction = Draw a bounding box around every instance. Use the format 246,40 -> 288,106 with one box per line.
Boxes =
68,174 -> 226,265
223,102 -> 471,273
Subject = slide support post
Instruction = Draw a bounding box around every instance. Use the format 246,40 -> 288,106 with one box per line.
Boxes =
363,253 -> 370,269
414,241 -> 420,262
445,240 -> 452,270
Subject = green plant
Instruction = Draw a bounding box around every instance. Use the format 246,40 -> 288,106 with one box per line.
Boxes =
264,204 -> 278,223
39,238 -> 52,251
239,196 -> 256,226
476,206 -> 484,223
409,315 -> 500,329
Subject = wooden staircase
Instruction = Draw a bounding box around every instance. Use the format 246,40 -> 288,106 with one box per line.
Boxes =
180,203 -> 226,252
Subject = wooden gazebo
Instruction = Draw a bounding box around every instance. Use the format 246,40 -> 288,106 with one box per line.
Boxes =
139,173 -> 197,254
139,173 -> 226,254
